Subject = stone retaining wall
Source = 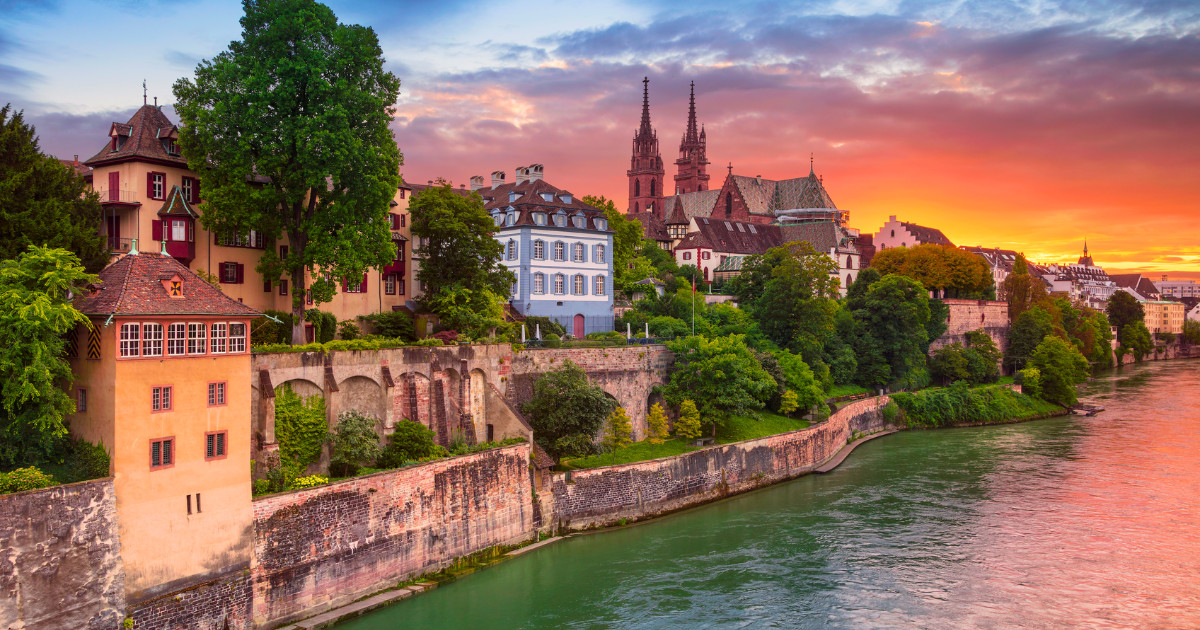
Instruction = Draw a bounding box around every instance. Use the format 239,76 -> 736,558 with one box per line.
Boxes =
0,478 -> 126,630
127,569 -> 252,630
249,443 -> 533,628
547,396 -> 895,530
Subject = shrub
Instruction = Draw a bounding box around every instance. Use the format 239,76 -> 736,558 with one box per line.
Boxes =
543,332 -> 561,348
67,439 -> 110,480
364,310 -> 416,341
778,390 -> 799,415
0,467 -> 56,494
377,420 -> 447,468
1029,336 -> 1089,405
252,310 -> 293,346
412,338 -> 444,347
431,330 -> 459,344
880,401 -> 900,424
289,475 -> 329,490
328,411 -> 382,477
253,479 -> 270,496
273,384 -> 329,468
891,383 -> 1053,428
1015,367 -> 1043,399
675,400 -> 702,440
645,403 -> 670,444
338,320 -> 361,340
523,316 -> 565,338
305,309 -> 337,343
601,407 -> 633,455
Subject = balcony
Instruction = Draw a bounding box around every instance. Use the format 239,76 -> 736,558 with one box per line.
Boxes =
96,187 -> 140,204
108,237 -> 133,253
164,239 -> 195,263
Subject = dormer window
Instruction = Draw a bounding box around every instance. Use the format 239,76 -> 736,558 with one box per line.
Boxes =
509,191 -> 518,203
554,213 -> 566,228
594,218 -> 606,231
162,139 -> 180,156
541,192 -> 554,202
505,212 -> 516,226
534,212 -> 547,226
573,215 -> 585,228
492,212 -> 503,227
560,194 -> 572,204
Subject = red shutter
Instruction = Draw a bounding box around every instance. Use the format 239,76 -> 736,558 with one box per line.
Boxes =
187,219 -> 194,242
108,172 -> 119,201
151,220 -> 163,241
342,277 -> 349,292
264,278 -> 272,293
147,173 -> 154,198
360,273 -> 368,292
236,263 -> 245,284
194,178 -> 200,203
218,262 -> 228,283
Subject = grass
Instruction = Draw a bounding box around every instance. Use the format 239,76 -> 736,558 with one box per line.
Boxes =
564,411 -> 810,469
825,383 -> 871,399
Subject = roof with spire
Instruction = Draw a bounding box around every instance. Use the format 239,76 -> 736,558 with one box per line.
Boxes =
84,104 -> 188,168
678,81 -> 705,152
74,252 -> 260,317
726,169 -> 838,218
635,76 -> 655,142
156,185 -> 199,218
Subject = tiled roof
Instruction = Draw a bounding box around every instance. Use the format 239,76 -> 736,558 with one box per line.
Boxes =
730,175 -> 777,216
74,253 -> 260,317
664,196 -> 690,225
59,158 -> 92,178
629,210 -> 669,242
728,172 -> 838,216
663,189 -> 720,221
682,217 -> 783,255
84,105 -> 189,167
156,185 -> 198,218
1109,274 -> 1159,299
900,221 -> 953,246
779,222 -> 857,254
477,179 -> 609,232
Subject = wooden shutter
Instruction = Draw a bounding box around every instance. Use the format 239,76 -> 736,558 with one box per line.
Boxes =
108,172 -> 119,201
218,262 -> 229,284
360,273 -> 368,292
151,220 -> 163,241
236,263 -> 245,284
147,173 -> 154,198
194,178 -> 200,203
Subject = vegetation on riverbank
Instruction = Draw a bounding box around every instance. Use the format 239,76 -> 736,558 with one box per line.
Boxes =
890,383 -> 1063,428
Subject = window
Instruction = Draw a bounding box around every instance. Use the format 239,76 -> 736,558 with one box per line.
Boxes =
278,279 -> 288,296
595,244 -> 606,263
635,180 -> 640,197
554,242 -> 565,261
724,221 -> 732,230
182,177 -> 195,203
218,230 -> 265,249
573,243 -> 584,262
187,323 -> 206,354
120,323 -> 140,357
220,261 -> 242,284
533,240 -> 545,260
150,437 -> 174,470
555,214 -> 566,227
167,323 -> 186,355
534,213 -> 546,226
553,274 -> 565,294
493,213 -> 503,227
891,229 -> 895,237
561,194 -> 573,204
506,212 -> 516,226
595,218 -> 606,230
77,388 -> 87,412
511,279 -> 518,297
229,322 -> 247,353
152,386 -> 172,412
574,274 -> 585,295
210,323 -> 227,354
141,323 -> 163,356
507,240 -> 517,260
541,192 -> 554,202
534,273 -> 545,294
149,172 -> 165,200
702,252 -> 711,260
594,275 -> 605,295
683,252 -> 692,261
170,219 -> 187,242
384,273 -> 397,295
573,215 -> 584,228
725,193 -> 732,215
205,431 -> 228,460
264,278 -> 272,293
208,382 -> 226,407
650,180 -> 656,197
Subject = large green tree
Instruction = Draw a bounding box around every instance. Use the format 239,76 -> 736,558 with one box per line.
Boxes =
1028,336 -> 1089,405
409,182 -> 513,336
1106,291 -> 1144,331
0,105 -> 107,272
173,0 -> 402,344
662,334 -> 776,433
1002,255 -> 1047,321
870,243 -> 994,299
848,274 -> 932,388
738,242 -> 840,361
521,361 -> 616,462
1005,306 -> 1060,372
0,246 -> 97,467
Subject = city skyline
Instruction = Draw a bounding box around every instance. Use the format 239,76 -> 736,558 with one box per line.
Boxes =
3,0 -> 1197,279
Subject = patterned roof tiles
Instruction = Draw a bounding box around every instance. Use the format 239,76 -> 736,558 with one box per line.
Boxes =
74,253 -> 260,317
84,105 -> 189,168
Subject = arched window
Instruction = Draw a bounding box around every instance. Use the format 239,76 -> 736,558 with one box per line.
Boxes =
533,240 -> 545,260
574,274 -> 586,295
891,229 -> 895,237
633,202 -> 639,213
534,273 -> 545,294
555,213 -> 566,227
650,179 -> 656,197
553,274 -> 565,294
635,180 -> 640,197
595,244 -> 606,263
846,274 -> 852,287
725,193 -> 732,215
505,212 -> 516,226
553,241 -> 565,261
507,240 -> 517,261
594,275 -> 606,295
847,255 -> 854,269
573,243 -> 584,262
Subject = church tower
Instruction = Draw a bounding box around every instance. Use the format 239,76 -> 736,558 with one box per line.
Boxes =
674,81 -> 709,195
627,77 -> 664,216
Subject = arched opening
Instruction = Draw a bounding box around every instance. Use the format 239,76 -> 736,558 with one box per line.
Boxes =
395,372 -> 431,430
635,179 -> 640,197
334,375 -> 386,439
846,274 -> 853,287
725,192 -> 732,215
470,368 -> 488,442
650,179 -> 656,197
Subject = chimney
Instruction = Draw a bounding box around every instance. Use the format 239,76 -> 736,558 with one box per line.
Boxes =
528,164 -> 544,182
756,175 -> 762,185
1163,274 -> 1168,282
470,175 -> 485,191
491,170 -> 506,188
515,165 -> 529,184
73,154 -> 79,165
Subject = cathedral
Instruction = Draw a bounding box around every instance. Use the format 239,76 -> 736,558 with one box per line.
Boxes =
624,78 -> 862,293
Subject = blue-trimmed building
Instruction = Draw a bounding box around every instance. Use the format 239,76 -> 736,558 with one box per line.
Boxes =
473,165 -> 614,337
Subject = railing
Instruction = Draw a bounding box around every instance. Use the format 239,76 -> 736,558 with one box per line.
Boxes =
108,237 -> 133,253
96,188 -> 140,203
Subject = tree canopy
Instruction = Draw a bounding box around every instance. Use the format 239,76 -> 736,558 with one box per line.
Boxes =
521,361 -> 616,462
1106,291 -> 1144,331
662,334 -> 776,431
870,244 -> 994,299
732,242 -> 839,360
1028,336 -> 1089,405
173,0 -> 402,343
1002,254 -> 1048,321
0,105 -> 107,272
583,195 -> 645,293
0,246 -> 97,467
844,273 -> 933,388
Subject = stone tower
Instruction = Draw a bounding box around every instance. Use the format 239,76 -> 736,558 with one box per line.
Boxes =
627,77 -> 664,216
674,81 -> 710,195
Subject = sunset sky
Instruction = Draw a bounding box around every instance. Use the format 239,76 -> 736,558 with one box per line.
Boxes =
3,0 -> 1197,279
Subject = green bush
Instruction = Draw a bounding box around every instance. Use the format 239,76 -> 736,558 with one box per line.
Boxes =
880,401 -> 900,424
273,384 -> 328,468
364,310 -> 416,341
305,309 -> 337,343
412,338 -> 444,347
328,411 -> 382,477
1015,367 -> 1043,398
338,320 -> 361,340
67,439 -> 110,480
890,383 -> 1057,428
0,467 -> 56,494
252,310 -> 294,346
377,420 -> 447,468
523,316 -> 565,338
252,479 -> 270,496
543,333 -> 561,348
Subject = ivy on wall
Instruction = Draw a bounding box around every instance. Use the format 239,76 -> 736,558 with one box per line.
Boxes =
274,384 -> 328,467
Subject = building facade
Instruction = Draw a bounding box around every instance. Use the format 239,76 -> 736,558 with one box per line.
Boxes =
1154,277 -> 1199,298
627,78 -> 665,216
475,166 -> 614,337
83,103 -> 415,328
873,215 -> 954,250
67,252 -> 259,604
1142,300 -> 1186,335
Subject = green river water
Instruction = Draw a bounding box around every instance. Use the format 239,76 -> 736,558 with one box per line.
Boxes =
336,359 -> 1200,629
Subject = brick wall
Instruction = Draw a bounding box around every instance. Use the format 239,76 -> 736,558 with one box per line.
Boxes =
548,396 -> 895,530
0,479 -> 126,630
931,299 -> 1009,352
249,443 -> 533,628
127,569 -> 252,630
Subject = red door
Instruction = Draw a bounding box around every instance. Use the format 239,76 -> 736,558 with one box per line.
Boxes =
573,314 -> 585,338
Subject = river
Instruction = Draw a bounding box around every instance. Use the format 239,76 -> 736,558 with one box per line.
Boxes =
336,359 -> 1200,629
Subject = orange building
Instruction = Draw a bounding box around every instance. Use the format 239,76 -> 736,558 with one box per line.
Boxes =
67,251 -> 259,603
1142,300 -> 1185,335
83,103 -> 414,333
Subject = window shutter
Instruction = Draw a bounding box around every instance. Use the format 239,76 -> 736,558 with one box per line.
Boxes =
218,262 -> 229,283
187,219 -> 193,243
147,173 -> 154,198
236,263 -> 245,284
264,278 -> 272,293
151,220 -> 163,241
108,172 -> 119,202
360,273 -> 368,292
194,179 -> 200,203
217,433 -> 225,456
342,277 -> 349,292
206,434 -> 215,458
163,440 -> 172,465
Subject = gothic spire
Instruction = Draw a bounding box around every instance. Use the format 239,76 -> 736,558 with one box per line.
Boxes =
638,76 -> 653,138
685,81 -> 699,144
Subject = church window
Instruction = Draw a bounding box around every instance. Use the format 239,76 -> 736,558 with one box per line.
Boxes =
635,180 -> 640,197
725,193 -> 732,215
633,202 -> 639,213
650,180 -> 656,197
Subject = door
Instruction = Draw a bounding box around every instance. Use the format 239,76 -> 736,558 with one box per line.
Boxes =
573,314 -> 585,338
105,216 -> 120,249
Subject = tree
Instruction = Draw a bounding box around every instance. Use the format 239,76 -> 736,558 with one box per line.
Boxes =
742,242 -> 840,361
1003,255 -> 1047,321
1118,321 -> 1153,362
583,195 -> 643,292
1183,320 -> 1200,345
601,407 -> 633,457
521,361 -> 616,462
675,400 -> 702,440
778,390 -> 799,415
962,330 -> 1002,384
1028,336 -> 1089,405
772,350 -> 825,413
377,419 -> 446,468
850,274 -> 932,388
645,403 -> 670,444
0,105 -> 108,272
870,244 -> 993,298
0,246 -> 97,467
409,182 -> 513,335
1005,307 -> 1060,372
1106,291 -> 1145,331
662,335 -> 776,433
328,411 -> 382,476
929,343 -> 970,385
173,0 -> 402,344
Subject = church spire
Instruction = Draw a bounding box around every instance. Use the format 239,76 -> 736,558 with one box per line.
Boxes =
674,81 -> 710,195
638,76 -> 653,138
628,77 -> 664,216
685,81 -> 699,144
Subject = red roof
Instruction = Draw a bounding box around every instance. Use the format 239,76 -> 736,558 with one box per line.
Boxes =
84,105 -> 189,168
74,253 -> 260,317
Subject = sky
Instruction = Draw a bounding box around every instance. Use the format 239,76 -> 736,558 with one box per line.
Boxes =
3,0 -> 1198,280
